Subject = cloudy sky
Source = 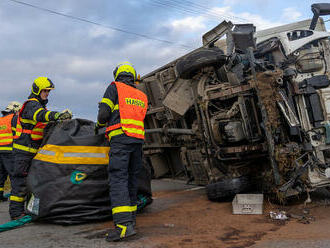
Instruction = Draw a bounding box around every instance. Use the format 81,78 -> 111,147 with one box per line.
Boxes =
0,0 -> 329,120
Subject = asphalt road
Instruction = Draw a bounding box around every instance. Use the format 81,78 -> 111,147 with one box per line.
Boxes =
1,180 -> 330,248
0,179 -> 198,248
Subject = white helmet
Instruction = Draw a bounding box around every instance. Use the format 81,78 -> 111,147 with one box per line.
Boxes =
2,101 -> 22,115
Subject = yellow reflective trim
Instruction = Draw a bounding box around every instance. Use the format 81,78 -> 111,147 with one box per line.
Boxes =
13,143 -> 38,153
12,127 -> 16,131
33,144 -> 110,165
0,133 -> 12,137
109,129 -> 124,138
31,135 -> 43,139
0,138 -> 13,143
31,135 -> 43,138
100,98 -> 115,111
0,147 -> 12,151
122,127 -> 145,135
32,128 -> 44,132
117,224 -> 127,238
113,104 -> 119,112
121,119 -> 144,127
97,121 -> 106,127
45,111 -> 52,122
20,118 -> 37,125
33,108 -> 43,122
112,205 -> 137,215
10,195 -> 25,202
0,187 -> 3,191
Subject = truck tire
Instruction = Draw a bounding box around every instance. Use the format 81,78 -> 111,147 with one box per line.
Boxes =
175,47 -> 227,79
206,176 -> 252,201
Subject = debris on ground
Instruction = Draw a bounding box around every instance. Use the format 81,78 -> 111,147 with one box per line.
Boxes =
269,211 -> 288,220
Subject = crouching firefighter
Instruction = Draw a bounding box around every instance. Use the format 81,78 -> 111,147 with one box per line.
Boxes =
0,101 -> 22,201
95,62 -> 148,242
10,77 -> 72,220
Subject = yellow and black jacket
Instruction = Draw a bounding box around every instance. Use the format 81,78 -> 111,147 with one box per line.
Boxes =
13,96 -> 59,154
97,75 -> 144,144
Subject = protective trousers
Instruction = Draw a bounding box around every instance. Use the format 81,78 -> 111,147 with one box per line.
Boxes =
108,142 -> 142,225
9,152 -> 34,219
0,153 -> 12,198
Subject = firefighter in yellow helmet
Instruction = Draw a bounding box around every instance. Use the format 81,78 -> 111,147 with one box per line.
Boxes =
95,62 -> 148,242
10,77 -> 72,220
0,101 -> 22,201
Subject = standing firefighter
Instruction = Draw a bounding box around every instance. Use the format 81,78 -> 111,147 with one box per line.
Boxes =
0,101 -> 22,201
95,62 -> 148,242
10,77 -> 72,220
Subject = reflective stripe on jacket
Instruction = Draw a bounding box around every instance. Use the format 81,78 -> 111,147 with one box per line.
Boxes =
13,98 -> 48,153
0,114 -> 14,151
105,82 -> 148,140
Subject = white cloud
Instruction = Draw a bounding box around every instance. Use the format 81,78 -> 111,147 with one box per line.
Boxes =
223,0 -> 271,6
66,56 -> 111,75
223,0 -> 241,5
281,7 -> 302,22
170,16 -> 206,33
237,11 -> 283,30
104,39 -> 188,75
88,26 -> 114,38
210,6 -> 283,30
167,5 -> 284,38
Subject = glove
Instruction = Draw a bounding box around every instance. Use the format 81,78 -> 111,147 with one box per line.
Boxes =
55,109 -> 73,121
94,123 -> 100,135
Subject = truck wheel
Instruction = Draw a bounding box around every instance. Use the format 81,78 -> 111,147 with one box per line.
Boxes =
175,47 -> 227,79
206,176 -> 252,201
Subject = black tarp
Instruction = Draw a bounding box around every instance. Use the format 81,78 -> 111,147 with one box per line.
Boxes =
26,119 -> 152,224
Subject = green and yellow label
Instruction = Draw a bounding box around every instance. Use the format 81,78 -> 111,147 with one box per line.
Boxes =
70,171 -> 87,185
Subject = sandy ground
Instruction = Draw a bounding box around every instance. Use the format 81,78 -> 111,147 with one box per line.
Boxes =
79,182 -> 330,248
115,189 -> 330,248
2,180 -> 330,248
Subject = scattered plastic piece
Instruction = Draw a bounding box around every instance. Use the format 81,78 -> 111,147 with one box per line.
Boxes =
269,211 -> 288,220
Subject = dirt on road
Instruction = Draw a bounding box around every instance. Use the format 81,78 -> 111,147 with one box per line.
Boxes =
87,187 -> 330,248
3,180 -> 330,248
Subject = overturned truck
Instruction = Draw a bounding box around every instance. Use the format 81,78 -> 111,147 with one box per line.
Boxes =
139,3 -> 330,201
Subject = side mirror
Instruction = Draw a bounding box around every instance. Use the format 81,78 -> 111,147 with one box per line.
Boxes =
310,3 -> 330,30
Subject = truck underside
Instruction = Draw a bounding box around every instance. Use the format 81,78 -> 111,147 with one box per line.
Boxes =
139,3 -> 330,202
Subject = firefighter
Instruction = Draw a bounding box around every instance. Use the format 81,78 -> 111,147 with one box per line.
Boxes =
10,77 -> 72,220
0,101 -> 22,201
95,62 -> 148,242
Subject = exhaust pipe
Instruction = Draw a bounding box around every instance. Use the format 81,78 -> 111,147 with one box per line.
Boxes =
310,3 -> 330,30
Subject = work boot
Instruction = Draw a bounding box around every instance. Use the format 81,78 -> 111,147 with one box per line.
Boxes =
105,222 -> 136,242
11,213 -> 26,221
9,201 -> 25,220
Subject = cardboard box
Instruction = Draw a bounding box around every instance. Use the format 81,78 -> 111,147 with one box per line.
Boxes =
232,194 -> 263,214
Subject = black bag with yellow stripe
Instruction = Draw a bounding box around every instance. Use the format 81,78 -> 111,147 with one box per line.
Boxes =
26,119 -> 152,224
